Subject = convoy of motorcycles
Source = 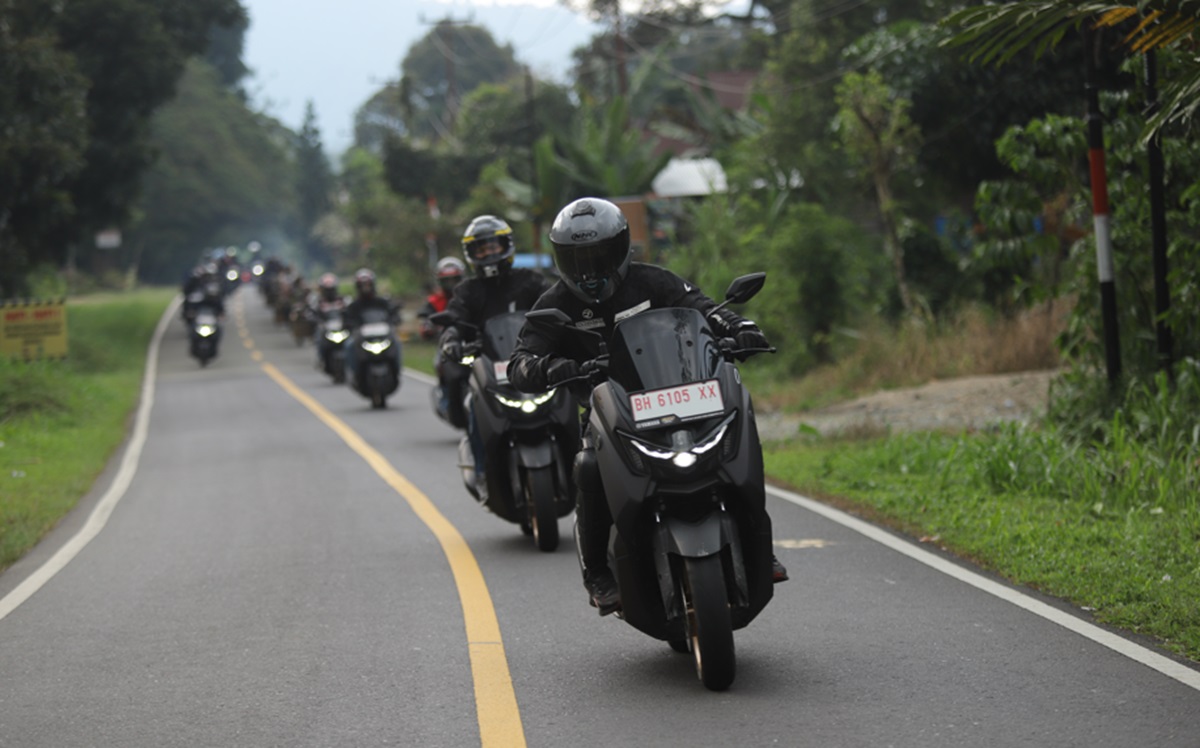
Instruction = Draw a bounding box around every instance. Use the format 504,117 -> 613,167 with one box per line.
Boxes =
189,254 -> 777,691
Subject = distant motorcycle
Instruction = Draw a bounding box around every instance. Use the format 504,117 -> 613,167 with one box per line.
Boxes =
316,309 -> 350,384
524,273 -> 776,690
348,307 -> 401,409
189,304 -> 222,367
431,310 -> 580,552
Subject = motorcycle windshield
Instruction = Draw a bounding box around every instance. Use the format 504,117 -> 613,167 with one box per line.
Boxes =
359,307 -> 392,338
361,307 -> 390,325
480,311 -> 527,362
608,308 -> 721,393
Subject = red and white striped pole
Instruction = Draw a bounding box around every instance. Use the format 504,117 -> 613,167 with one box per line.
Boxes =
1085,25 -> 1121,385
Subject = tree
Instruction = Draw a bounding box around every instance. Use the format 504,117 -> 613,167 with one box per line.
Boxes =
0,0 -> 88,296
353,84 -> 407,154
44,0 -> 244,276
552,97 -> 673,198
204,14 -> 250,91
296,102 -> 335,268
835,69 -> 923,314
128,61 -> 298,283
397,21 -> 522,144
940,1 -> 1200,140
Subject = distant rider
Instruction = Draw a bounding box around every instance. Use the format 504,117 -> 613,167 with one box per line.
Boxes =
343,268 -> 400,385
418,257 -> 466,341
437,216 -> 551,492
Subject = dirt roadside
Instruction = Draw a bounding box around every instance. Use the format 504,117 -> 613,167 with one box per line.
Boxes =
757,369 -> 1059,440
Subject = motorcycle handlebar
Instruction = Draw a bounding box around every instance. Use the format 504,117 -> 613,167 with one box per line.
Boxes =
718,337 -> 777,360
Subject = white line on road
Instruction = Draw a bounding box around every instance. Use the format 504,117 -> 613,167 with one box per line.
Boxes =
767,483 -> 1200,692
0,296 -> 179,622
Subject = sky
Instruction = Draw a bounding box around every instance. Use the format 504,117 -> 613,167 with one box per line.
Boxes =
239,0 -> 602,156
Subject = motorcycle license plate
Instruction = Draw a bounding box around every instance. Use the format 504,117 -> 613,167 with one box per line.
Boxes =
493,361 -> 509,383
628,379 -> 724,427
360,322 -> 391,337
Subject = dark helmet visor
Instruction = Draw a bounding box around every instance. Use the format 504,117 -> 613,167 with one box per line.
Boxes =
555,241 -> 624,283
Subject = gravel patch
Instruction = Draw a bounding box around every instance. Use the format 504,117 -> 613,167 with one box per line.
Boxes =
757,370 -> 1058,440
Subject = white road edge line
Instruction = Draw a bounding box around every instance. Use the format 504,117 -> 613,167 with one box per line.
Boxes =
403,368 -> 437,386
767,483 -> 1200,692
0,296 -> 180,622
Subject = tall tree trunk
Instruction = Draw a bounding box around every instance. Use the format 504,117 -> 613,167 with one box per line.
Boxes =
874,171 -> 912,314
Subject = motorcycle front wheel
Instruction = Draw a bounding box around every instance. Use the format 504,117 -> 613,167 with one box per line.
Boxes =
524,466 -> 559,552
682,554 -> 736,691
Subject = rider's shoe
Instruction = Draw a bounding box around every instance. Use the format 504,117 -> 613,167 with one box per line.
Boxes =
474,473 -> 488,503
584,569 -> 621,616
772,555 -> 789,583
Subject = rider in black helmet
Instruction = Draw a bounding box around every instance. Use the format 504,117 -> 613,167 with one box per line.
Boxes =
343,268 -> 400,386
508,197 -> 788,616
438,216 -> 551,490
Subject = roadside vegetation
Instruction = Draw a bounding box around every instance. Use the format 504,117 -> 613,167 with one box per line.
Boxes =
762,361 -> 1200,664
0,289 -> 173,572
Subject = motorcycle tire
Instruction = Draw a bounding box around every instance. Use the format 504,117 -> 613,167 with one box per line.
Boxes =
682,554 -> 736,691
524,467 -> 558,552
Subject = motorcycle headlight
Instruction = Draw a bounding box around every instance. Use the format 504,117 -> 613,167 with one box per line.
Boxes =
326,330 -> 350,344
493,389 -> 557,413
225,269 -> 239,282
196,324 -> 217,338
362,339 -> 392,355
625,415 -> 733,470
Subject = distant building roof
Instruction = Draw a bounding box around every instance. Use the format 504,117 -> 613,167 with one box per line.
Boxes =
651,158 -> 727,198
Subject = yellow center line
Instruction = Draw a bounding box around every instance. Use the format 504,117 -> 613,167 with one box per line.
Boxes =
259,361 -> 525,747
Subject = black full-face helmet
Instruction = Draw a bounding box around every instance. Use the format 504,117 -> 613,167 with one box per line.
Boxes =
549,198 -> 631,304
461,215 -> 515,279
354,268 -> 377,298
319,272 -> 339,302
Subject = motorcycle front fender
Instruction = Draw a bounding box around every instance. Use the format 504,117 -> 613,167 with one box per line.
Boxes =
514,439 -> 554,470
661,513 -> 727,558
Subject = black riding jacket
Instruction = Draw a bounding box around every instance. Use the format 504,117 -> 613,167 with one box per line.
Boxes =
508,263 -> 756,394
438,268 -> 550,346
344,295 -> 398,330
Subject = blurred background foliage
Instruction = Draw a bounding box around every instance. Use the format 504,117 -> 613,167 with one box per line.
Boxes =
3,0 -> 1199,426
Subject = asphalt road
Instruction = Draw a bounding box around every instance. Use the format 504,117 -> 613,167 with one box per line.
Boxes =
2,286 -> 1197,747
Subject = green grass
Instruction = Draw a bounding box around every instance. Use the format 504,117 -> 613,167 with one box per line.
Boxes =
0,288 -> 174,571
403,339 -> 438,377
764,419 -> 1200,662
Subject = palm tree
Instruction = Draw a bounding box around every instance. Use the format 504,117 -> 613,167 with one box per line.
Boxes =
940,1 -> 1199,137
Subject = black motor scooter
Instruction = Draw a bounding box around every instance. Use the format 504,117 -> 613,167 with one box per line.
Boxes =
188,304 -> 222,367
524,273 -> 775,691
316,309 -> 350,384
348,307 -> 401,409
431,310 -> 580,552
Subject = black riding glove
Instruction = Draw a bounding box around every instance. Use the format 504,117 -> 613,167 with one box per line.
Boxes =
441,339 -> 463,362
545,358 -> 580,386
735,326 -> 770,351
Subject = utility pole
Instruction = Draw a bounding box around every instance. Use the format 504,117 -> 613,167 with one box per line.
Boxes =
1144,49 -> 1174,381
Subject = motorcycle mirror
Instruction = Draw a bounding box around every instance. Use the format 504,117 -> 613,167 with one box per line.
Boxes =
524,308 -> 572,332
428,311 -> 454,327
723,273 -> 766,305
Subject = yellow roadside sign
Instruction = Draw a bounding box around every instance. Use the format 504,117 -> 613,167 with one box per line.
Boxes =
1,299 -> 69,360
